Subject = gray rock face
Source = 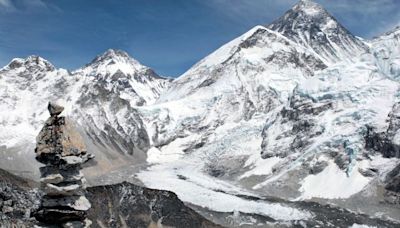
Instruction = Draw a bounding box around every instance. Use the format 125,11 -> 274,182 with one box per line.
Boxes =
363,102 -> 400,202
261,93 -> 332,159
268,0 -> 368,63
365,102 -> 400,158
34,103 -> 93,227
0,169 -> 39,227
0,168 -> 222,228
86,182 -> 222,228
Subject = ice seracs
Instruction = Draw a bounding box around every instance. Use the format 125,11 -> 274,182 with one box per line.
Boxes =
371,26 -> 400,78
138,2 -> 400,224
1,0 -> 400,226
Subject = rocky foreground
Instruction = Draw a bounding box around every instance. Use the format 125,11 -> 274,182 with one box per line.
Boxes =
2,167 -> 400,227
0,168 -> 221,228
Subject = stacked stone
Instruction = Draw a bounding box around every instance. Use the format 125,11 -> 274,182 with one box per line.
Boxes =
34,102 -> 94,227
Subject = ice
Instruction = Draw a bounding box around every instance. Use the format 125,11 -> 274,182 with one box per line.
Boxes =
298,160 -> 371,200
138,161 -> 313,221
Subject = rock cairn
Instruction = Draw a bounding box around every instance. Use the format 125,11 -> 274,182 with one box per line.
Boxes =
34,102 -> 93,227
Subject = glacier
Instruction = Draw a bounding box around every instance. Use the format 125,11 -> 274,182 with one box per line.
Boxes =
0,0 -> 399,226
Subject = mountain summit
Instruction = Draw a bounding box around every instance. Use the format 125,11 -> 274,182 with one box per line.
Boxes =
2,56 -> 55,74
82,49 -> 154,77
268,0 -> 368,64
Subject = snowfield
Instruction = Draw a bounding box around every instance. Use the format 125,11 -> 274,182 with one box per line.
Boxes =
1,0 -> 400,226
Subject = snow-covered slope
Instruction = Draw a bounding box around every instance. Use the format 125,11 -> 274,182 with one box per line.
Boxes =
144,25 -> 326,160
0,50 -> 169,179
268,0 -> 369,64
1,0 -> 400,226
135,2 -> 400,225
75,49 -> 167,106
159,25 -> 326,102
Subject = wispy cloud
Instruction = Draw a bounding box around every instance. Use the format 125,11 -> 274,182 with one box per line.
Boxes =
0,0 -> 15,11
0,0 -> 49,12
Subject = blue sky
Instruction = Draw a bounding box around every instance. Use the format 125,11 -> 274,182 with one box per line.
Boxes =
0,0 -> 399,76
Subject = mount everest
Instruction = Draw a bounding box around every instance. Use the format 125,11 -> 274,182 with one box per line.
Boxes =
1,0 -> 400,227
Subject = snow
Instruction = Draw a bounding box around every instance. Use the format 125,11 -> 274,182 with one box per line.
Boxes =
240,156 -> 281,179
146,134 -> 200,164
349,224 -> 377,228
1,1 -> 400,224
75,49 -> 167,105
298,160 -> 371,200
138,161 -> 313,221
269,0 -> 368,64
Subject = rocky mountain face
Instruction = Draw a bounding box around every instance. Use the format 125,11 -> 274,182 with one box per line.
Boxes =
0,49 -> 169,180
0,169 -> 39,227
86,182 -> 222,228
268,0 -> 369,64
1,0 -> 400,227
133,0 -> 400,226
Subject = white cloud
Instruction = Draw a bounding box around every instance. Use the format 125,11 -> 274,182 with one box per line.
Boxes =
0,0 -> 15,10
25,0 -> 48,9
0,0 -> 49,12
0,0 -> 12,7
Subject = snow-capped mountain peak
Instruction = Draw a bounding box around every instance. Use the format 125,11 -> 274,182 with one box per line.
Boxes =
382,25 -> 400,37
74,48 -> 169,106
1,55 -> 55,73
268,0 -> 368,64
294,0 -> 326,16
80,49 -> 147,76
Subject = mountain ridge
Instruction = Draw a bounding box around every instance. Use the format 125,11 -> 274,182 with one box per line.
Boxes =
268,0 -> 369,64
1,0 -> 400,226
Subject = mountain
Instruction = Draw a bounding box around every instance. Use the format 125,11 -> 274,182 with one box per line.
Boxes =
268,0 -> 369,64
1,0 -> 400,227
0,50 -> 169,180
76,49 -> 168,106
133,2 -> 400,226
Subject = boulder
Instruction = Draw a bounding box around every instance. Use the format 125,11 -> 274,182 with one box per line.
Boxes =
48,102 -> 64,116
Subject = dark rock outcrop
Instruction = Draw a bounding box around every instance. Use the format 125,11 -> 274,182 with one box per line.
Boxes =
364,103 -> 400,202
365,126 -> 400,158
0,168 -> 222,228
365,102 -> 400,158
386,163 -> 400,193
86,182 -> 223,228
0,169 -> 39,227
